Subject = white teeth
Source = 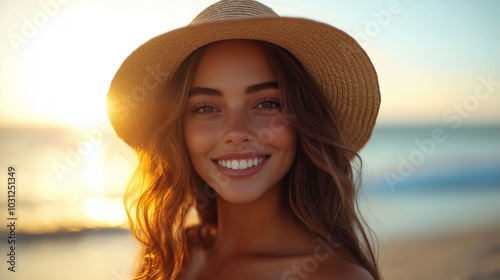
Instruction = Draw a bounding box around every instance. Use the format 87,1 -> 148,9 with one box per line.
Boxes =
216,157 -> 267,170
231,160 -> 238,170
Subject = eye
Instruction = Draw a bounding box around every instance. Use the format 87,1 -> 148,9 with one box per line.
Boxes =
256,97 -> 280,110
192,103 -> 219,114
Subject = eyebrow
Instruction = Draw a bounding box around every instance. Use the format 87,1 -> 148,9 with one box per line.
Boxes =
188,81 -> 279,97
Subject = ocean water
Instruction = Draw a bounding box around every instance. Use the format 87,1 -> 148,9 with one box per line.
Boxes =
0,125 -> 499,279
357,125 -> 500,238
0,125 -> 499,233
360,125 -> 500,193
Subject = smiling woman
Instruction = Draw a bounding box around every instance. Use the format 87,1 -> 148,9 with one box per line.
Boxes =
184,40 -> 297,204
106,1 -> 381,279
1,1 -> 500,279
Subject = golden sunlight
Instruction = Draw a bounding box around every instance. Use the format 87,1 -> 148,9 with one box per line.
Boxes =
84,196 -> 127,228
18,5 -> 120,127
84,144 -> 104,195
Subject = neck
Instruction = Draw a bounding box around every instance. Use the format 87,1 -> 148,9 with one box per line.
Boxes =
210,184 -> 317,260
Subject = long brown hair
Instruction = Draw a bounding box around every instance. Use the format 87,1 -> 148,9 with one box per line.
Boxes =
125,40 -> 379,280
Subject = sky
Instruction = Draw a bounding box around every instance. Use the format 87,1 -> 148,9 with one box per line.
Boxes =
0,0 -> 499,128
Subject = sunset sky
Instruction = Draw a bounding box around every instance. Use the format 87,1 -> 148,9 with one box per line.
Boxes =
1,0 -> 499,128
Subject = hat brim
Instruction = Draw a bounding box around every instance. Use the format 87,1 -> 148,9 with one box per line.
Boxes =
107,17 -> 380,151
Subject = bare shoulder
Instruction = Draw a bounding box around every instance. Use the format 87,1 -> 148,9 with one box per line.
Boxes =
309,255 -> 374,280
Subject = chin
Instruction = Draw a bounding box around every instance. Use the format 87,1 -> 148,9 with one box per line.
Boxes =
214,183 -> 271,204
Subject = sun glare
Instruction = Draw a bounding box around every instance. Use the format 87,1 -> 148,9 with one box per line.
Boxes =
85,144 -> 104,195
18,4 -> 126,127
84,196 -> 127,228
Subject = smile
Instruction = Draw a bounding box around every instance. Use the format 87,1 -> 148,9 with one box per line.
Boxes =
216,157 -> 267,170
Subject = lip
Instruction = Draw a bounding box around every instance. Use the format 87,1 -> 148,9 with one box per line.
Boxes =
212,152 -> 270,160
212,155 -> 270,179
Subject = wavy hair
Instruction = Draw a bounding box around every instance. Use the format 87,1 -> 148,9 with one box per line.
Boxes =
124,40 -> 379,280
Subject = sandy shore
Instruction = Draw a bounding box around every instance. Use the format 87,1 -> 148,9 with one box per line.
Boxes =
378,226 -> 500,280
2,226 -> 499,280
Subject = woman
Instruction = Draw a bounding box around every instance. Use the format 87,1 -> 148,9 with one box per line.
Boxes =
107,1 -> 381,279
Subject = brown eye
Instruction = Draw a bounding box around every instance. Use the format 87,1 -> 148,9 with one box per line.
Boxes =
256,98 -> 280,110
197,106 -> 215,113
192,103 -> 219,114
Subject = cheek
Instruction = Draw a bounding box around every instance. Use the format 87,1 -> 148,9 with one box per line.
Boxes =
256,114 -> 296,148
274,126 -> 297,155
184,121 -> 216,157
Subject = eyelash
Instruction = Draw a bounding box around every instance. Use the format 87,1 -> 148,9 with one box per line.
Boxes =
191,97 -> 281,114
255,97 -> 281,110
192,102 -> 218,114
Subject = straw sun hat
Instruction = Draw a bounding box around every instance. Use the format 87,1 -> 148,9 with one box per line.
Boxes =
107,0 -> 380,151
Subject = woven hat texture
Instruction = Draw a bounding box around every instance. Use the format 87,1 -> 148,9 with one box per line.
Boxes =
107,0 -> 380,151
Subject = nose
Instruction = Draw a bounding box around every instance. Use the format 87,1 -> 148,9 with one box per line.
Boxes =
223,111 -> 253,145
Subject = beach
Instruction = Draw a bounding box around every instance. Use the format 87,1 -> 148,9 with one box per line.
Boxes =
379,225 -> 500,280
1,126 -> 499,279
1,229 -> 139,280
1,224 -> 499,280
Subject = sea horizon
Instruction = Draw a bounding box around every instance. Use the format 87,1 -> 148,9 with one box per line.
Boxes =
0,124 -> 499,236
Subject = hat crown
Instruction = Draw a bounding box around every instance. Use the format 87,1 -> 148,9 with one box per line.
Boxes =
108,0 -> 380,151
190,0 -> 278,25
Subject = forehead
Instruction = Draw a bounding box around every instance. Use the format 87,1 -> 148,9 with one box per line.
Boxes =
192,40 -> 275,87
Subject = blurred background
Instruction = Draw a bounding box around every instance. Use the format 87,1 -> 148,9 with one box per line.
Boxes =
0,0 -> 499,279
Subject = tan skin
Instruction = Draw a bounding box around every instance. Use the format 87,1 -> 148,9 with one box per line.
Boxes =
182,40 -> 373,280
